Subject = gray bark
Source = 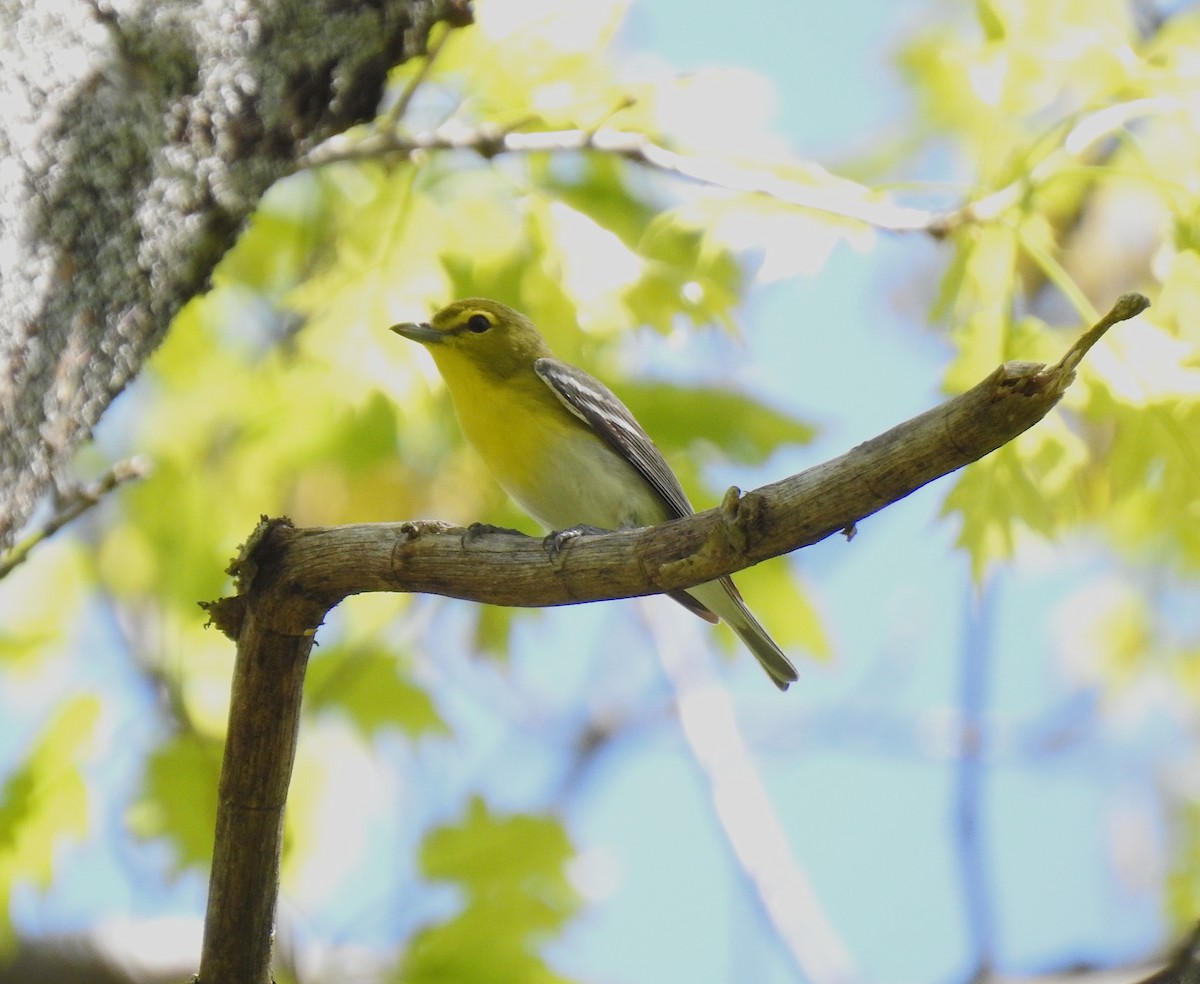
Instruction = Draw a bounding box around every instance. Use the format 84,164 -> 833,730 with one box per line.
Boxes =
0,0 -> 468,547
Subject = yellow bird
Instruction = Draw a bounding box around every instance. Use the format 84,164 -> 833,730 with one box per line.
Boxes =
390,299 -> 798,691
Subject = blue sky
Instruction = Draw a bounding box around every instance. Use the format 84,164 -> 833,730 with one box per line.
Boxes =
535,1 -> 1169,982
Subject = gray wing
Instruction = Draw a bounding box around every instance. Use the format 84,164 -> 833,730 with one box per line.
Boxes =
534,358 -> 693,520
535,358 -> 720,625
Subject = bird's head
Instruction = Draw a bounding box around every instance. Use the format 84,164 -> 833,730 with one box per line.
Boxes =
390,298 -> 551,378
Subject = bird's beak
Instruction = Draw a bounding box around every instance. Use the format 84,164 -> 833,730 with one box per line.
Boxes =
389,321 -> 443,344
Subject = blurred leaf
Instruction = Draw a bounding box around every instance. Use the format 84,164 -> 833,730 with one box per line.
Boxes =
538,154 -> 659,251
637,68 -> 782,158
0,541 -> 88,671
943,422 -> 1088,580
397,796 -> 580,984
216,169 -> 335,299
306,647 -> 449,739
432,0 -> 630,129
625,215 -> 744,333
619,381 -> 815,464
128,731 -> 222,870
1014,213 -> 1097,323
0,696 -> 98,953
1169,795 -> 1200,928
421,796 -> 575,893
900,0 -> 1136,174
320,391 -> 402,472
473,604 -> 519,658
976,0 -> 1006,41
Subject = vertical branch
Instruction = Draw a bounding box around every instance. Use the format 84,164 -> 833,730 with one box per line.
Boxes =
198,521 -> 330,983
956,586 -> 996,983
198,607 -> 315,984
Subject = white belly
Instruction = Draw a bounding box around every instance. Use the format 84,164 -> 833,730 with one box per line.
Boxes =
503,430 -> 669,532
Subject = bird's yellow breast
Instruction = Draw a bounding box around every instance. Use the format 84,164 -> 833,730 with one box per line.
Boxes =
432,354 -> 666,531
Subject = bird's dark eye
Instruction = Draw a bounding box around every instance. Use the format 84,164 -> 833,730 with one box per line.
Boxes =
467,313 -> 492,333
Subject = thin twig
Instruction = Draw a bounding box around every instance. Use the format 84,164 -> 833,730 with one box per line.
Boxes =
303,98 -> 1173,237
382,19 -> 454,128
306,122 -> 939,231
0,456 -> 150,579
1055,291 -> 1151,375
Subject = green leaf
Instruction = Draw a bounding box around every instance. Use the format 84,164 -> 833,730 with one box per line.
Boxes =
215,169 -> 335,297
625,215 -> 744,333
397,796 -> 581,984
0,696 -> 99,953
619,381 -> 815,464
472,604 -> 520,658
400,909 -> 578,984
942,422 -> 1087,580
976,0 -> 1007,41
421,796 -> 574,892
320,391 -> 401,471
127,731 -> 222,870
305,647 -> 449,739
538,154 -> 659,250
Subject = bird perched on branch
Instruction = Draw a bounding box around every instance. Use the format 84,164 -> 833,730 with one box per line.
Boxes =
390,298 -> 798,690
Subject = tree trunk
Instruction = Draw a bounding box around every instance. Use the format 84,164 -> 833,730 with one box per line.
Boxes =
0,0 -> 469,547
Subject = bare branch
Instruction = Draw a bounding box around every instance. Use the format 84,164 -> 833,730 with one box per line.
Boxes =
304,98 -> 1172,235
306,121 -> 939,230
0,456 -> 149,580
198,294 -> 1146,981
203,293 -> 1149,636
382,15 -> 455,128
198,596 -> 313,984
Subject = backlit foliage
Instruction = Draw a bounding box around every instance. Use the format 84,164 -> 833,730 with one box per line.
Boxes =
1,0 -> 1198,973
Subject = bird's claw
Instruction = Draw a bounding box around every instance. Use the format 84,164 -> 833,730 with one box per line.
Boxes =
543,524 -> 610,561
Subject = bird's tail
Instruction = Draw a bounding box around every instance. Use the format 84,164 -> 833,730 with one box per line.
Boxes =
683,578 -> 799,691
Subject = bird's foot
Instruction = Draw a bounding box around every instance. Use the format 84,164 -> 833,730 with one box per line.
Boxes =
543,524 -> 611,561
